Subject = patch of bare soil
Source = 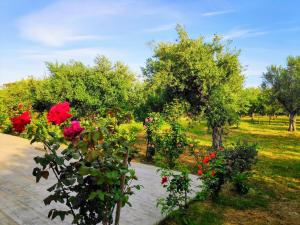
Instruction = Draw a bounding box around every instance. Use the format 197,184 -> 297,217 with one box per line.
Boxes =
223,200 -> 300,225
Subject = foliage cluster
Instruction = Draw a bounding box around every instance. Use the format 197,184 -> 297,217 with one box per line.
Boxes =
194,142 -> 258,201
13,103 -> 141,225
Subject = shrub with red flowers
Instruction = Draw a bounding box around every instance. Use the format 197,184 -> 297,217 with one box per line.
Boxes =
24,103 -> 141,225
196,150 -> 227,201
154,121 -> 193,215
195,142 -> 258,201
10,111 -> 31,133
157,169 -> 192,215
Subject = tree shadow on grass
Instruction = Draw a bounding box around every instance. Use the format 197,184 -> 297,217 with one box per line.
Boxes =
257,155 -> 300,179
158,201 -> 224,225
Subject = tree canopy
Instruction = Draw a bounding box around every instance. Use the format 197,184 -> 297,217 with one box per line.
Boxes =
143,25 -> 244,148
262,56 -> 300,131
1,56 -> 142,118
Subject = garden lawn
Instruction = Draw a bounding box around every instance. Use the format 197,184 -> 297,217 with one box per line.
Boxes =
143,116 -> 300,225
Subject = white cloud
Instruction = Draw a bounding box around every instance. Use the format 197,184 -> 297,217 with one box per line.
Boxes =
143,23 -> 176,33
19,47 -> 125,62
18,47 -> 144,75
18,0 -> 128,46
17,0 -> 179,47
201,10 -> 234,17
223,28 -> 268,40
222,25 -> 300,41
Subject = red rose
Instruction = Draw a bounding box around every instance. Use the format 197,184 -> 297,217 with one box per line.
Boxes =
47,102 -> 72,125
63,121 -> 84,141
203,156 -> 210,164
197,164 -> 202,169
197,169 -> 203,175
161,176 -> 168,185
210,152 -> 217,159
10,111 -> 31,133
211,170 -> 216,177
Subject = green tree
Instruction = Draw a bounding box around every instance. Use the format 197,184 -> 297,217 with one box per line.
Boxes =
259,88 -> 284,124
34,56 -> 139,117
262,56 -> 300,131
239,88 -> 261,120
144,25 -> 244,148
0,78 -> 39,112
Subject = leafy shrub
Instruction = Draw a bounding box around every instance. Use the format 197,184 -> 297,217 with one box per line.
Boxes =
153,120 -> 194,215
143,112 -> 163,161
157,169 -> 192,215
196,150 -> 226,201
196,142 -> 258,200
15,102 -> 141,225
225,142 -> 258,172
225,142 -> 258,194
154,121 -> 188,169
231,172 -> 251,194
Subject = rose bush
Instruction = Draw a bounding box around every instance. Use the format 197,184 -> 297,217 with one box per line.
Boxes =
157,169 -> 191,215
12,102 -> 141,225
153,120 -> 193,215
194,142 -> 258,201
196,149 -> 227,201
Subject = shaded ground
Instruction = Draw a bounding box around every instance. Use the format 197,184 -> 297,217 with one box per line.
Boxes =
0,133 -> 197,225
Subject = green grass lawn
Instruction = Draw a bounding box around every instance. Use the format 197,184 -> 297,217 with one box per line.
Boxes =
158,116 -> 300,225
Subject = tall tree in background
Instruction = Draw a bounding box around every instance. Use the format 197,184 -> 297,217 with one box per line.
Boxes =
262,56 -> 300,131
259,88 -> 284,124
144,25 -> 244,148
239,88 -> 261,121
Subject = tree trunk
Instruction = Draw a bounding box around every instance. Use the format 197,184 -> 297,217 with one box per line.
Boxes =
251,113 -> 254,123
288,112 -> 296,131
212,126 -> 222,149
269,115 -> 271,125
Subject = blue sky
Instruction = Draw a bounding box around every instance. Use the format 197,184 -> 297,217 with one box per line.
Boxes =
0,0 -> 299,86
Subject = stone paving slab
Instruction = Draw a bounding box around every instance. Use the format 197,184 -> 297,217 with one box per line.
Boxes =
0,134 -> 198,225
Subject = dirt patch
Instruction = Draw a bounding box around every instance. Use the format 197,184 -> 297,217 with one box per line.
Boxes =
223,200 -> 300,225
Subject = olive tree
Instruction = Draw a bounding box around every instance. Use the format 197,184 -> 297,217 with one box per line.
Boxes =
262,56 -> 300,131
144,25 -> 244,148
34,56 -> 139,117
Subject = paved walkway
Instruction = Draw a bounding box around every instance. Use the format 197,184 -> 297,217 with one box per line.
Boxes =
0,134 -> 198,225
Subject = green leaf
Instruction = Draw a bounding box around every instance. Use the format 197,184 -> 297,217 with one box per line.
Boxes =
79,166 -> 90,176
88,192 -> 98,201
98,191 -> 105,201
